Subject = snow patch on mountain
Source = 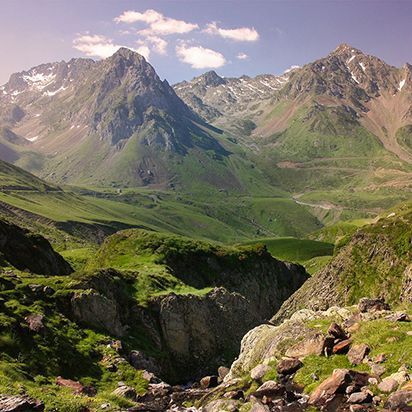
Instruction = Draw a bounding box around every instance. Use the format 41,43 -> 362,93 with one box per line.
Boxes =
23,71 -> 56,91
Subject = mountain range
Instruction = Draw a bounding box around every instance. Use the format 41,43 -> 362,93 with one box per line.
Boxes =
0,42 -> 412,411
0,44 -> 412,220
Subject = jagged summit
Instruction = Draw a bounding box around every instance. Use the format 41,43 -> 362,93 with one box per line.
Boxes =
332,43 -> 363,55
111,47 -> 144,60
197,70 -> 226,87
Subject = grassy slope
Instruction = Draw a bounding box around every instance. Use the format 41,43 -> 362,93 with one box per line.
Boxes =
0,186 -> 322,244
0,268 -> 149,412
249,103 -> 412,222
240,237 -> 333,264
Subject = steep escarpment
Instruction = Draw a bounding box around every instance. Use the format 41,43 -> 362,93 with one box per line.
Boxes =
272,202 -> 412,323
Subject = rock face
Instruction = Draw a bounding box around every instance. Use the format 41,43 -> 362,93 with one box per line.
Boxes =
0,219 -> 73,275
225,319 -> 318,380
152,287 -> 262,381
71,290 -> 126,337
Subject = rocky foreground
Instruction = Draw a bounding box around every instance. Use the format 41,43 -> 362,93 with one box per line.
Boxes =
3,298 -> 411,411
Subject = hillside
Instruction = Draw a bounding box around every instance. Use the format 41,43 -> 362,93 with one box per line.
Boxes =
0,221 -> 307,410
272,200 -> 412,323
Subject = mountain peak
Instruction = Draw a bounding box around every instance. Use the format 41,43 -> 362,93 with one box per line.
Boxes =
197,70 -> 225,87
331,43 -> 363,58
110,47 -> 147,62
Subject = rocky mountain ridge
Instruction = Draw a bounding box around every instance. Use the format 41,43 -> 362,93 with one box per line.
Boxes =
174,69 -> 293,122
0,48 -> 245,189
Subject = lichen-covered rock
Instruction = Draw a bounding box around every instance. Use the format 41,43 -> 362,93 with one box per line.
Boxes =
154,287 -> 261,380
71,290 -> 126,337
348,343 -> 370,365
225,320 -> 315,381
0,394 -> 44,411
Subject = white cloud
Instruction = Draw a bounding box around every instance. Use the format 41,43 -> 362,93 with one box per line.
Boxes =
136,45 -> 151,60
237,52 -> 248,60
204,22 -> 259,42
147,36 -> 168,55
135,36 -> 168,60
73,34 -> 126,59
115,9 -> 198,36
176,43 -> 226,69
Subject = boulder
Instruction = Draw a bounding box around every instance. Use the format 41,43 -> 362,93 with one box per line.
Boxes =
200,376 -> 219,389
203,399 -> 239,412
373,353 -> 386,363
24,314 -> 44,333
349,405 -> 370,412
370,363 -> 385,377
309,369 -> 349,405
55,377 -> 93,395
223,390 -> 244,400
225,321 -> 317,381
358,298 -> 390,313
250,401 -> 270,411
250,364 -> 270,381
347,391 -> 372,404
332,339 -> 351,354
276,358 -> 303,375
386,312 -> 410,322
142,370 -> 161,384
218,366 -> 230,381
377,378 -> 398,393
285,333 -> 326,358
253,380 -> 285,398
347,343 -> 370,365
129,350 -> 160,375
384,390 -> 412,410
112,385 -> 137,400
328,322 -> 348,340
0,395 -> 44,411
148,382 -> 173,397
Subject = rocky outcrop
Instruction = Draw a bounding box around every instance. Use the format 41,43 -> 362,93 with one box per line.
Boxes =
0,219 -> 72,275
71,290 -> 127,337
151,287 -> 261,381
0,395 -> 44,411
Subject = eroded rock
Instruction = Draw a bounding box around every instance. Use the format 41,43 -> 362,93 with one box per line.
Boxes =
358,298 -> 390,313
347,343 -> 370,365
276,358 -> 302,375
0,395 -> 44,412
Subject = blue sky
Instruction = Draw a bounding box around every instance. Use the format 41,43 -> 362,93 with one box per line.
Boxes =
1,0 -> 411,84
